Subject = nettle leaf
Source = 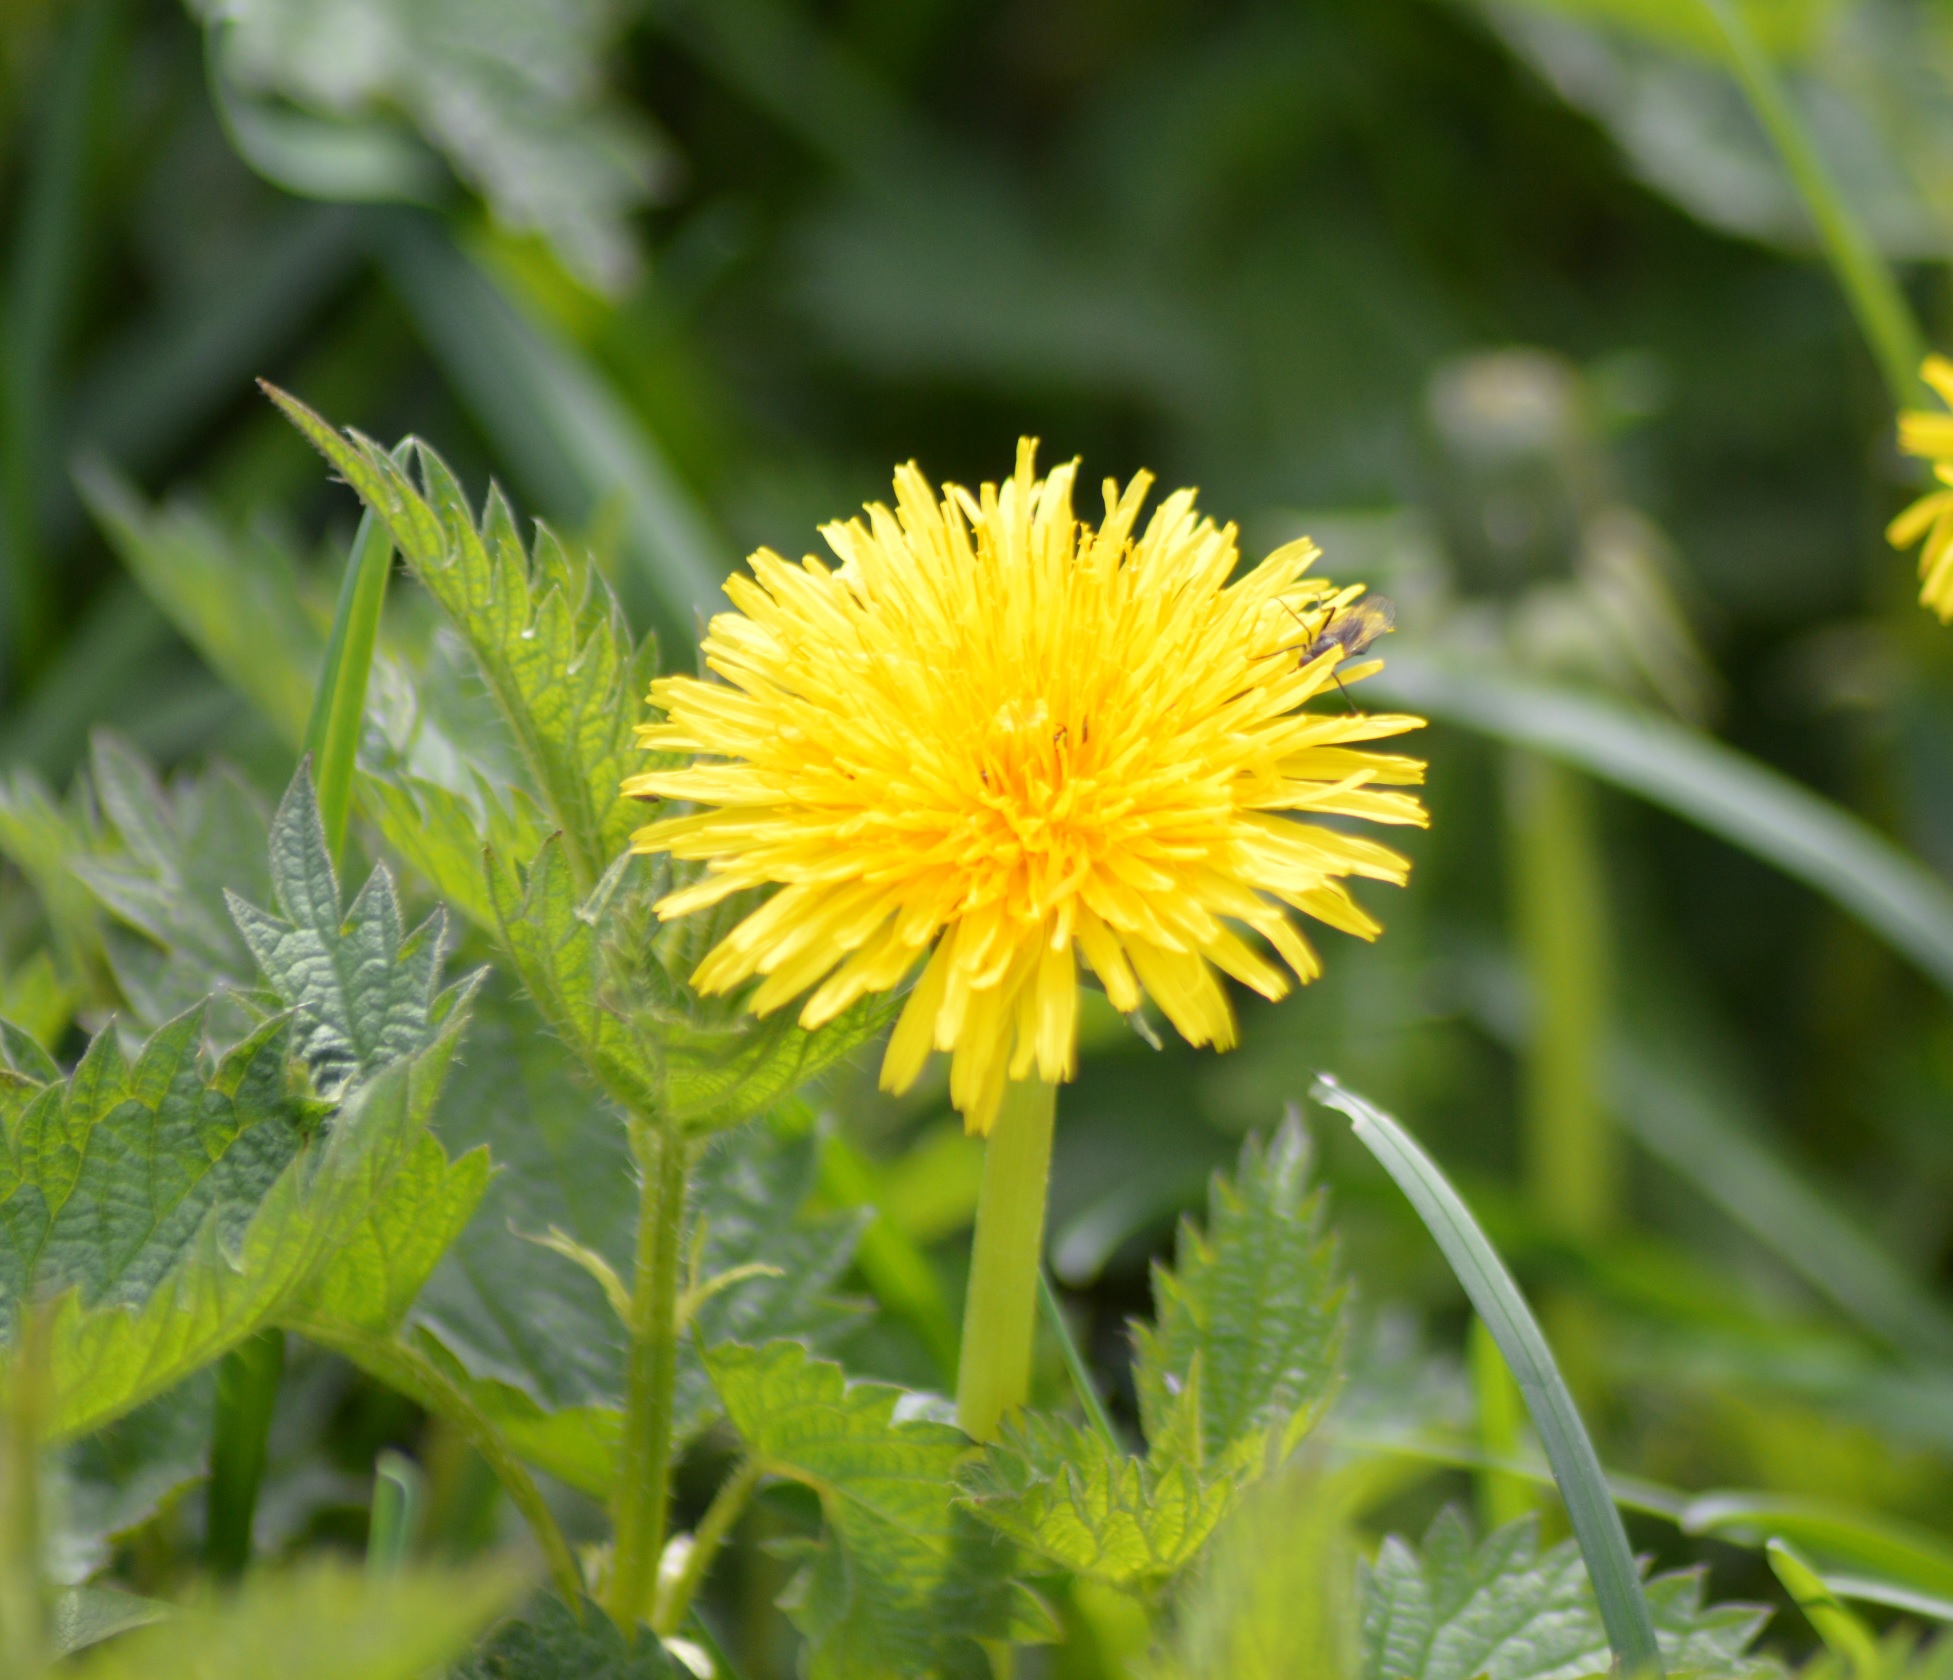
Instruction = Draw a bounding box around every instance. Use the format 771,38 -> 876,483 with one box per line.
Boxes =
451,1590 -> 685,1680
1134,1112 -> 1346,1471
270,390 -> 650,894
0,992 -> 474,1440
956,1410 -> 1238,1591
707,1340 -> 1054,1680
73,735 -> 271,1032
488,840 -> 898,1131
230,767 -> 467,1098
1363,1510 -> 1779,1680
0,1007 -> 306,1323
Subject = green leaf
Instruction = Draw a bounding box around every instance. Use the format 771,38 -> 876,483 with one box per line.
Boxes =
357,769 -> 547,936
1316,1075 -> 1663,1678
191,0 -> 669,291
487,838 -> 899,1130
1133,1111 -> 1346,1470
50,1373 -> 213,1584
64,1560 -> 521,1680
0,1008 -> 306,1322
230,766 -> 466,1098
673,1118 -> 870,1443
13,999 -> 471,1441
49,1584 -> 172,1658
707,1340 -> 1053,1679
0,765 -> 105,993
1362,1510 -> 1777,1680
72,735 -> 271,1033
1372,653 -> 1953,1003
957,1409 -> 1237,1590
77,462 -> 321,743
286,1128 -> 492,1337
451,1590 -> 685,1680
265,387 -> 649,894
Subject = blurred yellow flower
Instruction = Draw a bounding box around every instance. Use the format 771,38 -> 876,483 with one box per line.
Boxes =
624,442 -> 1427,1133
1888,353 -> 1953,622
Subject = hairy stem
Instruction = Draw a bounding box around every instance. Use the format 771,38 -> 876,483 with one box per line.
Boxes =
0,1307 -> 49,1680
957,1078 -> 1058,1444
653,1455 -> 763,1637
608,1120 -> 690,1629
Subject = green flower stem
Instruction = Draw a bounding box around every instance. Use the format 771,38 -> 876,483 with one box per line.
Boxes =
1508,752 -> 1616,1237
957,1077 -> 1058,1444
1696,0 -> 1924,407
653,1456 -> 764,1638
206,1328 -> 285,1578
609,1119 -> 691,1630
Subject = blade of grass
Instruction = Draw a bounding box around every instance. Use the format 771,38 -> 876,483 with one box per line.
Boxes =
1312,1074 -> 1663,1678
1373,653 -> 1953,1001
206,1329 -> 284,1580
366,1451 -> 424,1578
1038,1266 -> 1121,1453
1683,1490 -> 1953,1603
303,508 -> 393,864
1769,1539 -> 1883,1679
1694,0 -> 1923,405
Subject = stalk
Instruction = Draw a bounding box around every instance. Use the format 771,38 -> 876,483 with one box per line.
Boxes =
1695,0 -> 1924,407
608,1119 -> 691,1630
1507,752 -> 1616,1237
653,1456 -> 763,1637
956,1078 -> 1058,1444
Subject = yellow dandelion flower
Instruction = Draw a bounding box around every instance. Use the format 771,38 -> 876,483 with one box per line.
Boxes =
623,441 -> 1428,1133
1889,353 -> 1953,622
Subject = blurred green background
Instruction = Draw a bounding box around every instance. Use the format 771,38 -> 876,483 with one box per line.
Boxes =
9,0 -> 1953,1646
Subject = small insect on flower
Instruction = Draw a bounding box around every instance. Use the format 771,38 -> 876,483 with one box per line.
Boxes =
623,441 -> 1428,1133
1305,595 -> 1397,665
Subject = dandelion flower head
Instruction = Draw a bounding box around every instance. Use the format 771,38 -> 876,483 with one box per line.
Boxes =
624,442 -> 1428,1133
1888,353 -> 1953,622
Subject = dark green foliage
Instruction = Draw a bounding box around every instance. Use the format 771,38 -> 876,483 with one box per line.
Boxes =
452,1594 -> 684,1680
